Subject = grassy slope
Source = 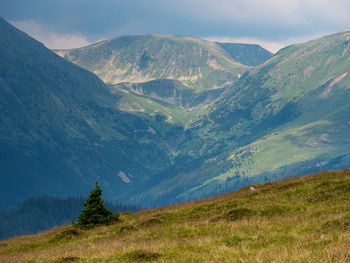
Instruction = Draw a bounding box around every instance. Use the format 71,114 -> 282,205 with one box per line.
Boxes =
112,86 -> 200,126
1,169 -> 350,262
112,79 -> 226,126
107,32 -> 350,204
170,30 -> 350,200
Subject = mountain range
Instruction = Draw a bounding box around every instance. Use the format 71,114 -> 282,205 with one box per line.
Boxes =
1,16 -> 350,210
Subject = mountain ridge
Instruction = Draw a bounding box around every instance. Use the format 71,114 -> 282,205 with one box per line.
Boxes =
1,15 -> 350,211
54,34 -> 248,91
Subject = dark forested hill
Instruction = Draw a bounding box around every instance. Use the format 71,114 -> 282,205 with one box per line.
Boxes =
0,17 -> 184,209
0,195 -> 139,240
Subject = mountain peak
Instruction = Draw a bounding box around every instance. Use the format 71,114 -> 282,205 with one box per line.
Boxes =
54,34 -> 247,90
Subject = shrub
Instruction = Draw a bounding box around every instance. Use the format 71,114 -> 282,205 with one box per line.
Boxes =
75,182 -> 118,228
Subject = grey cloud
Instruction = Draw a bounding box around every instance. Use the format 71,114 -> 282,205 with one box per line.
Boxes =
1,0 -> 350,47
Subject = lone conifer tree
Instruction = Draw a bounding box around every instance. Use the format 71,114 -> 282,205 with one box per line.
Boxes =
76,182 -> 118,228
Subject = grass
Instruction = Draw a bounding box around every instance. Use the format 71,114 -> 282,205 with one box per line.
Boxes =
1,169 -> 350,262
115,86 -> 201,126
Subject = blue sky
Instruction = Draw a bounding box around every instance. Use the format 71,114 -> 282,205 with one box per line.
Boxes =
1,0 -> 350,52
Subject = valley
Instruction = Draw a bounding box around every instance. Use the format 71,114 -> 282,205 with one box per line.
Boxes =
1,16 -> 350,213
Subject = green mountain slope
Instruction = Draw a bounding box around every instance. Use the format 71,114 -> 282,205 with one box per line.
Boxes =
0,17 -> 185,209
55,35 -> 248,127
170,30 -> 350,200
216,42 -> 273,66
55,35 -> 247,92
2,169 -> 350,262
112,79 -> 225,125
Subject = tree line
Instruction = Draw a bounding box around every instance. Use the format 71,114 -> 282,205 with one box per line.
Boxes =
0,195 -> 140,240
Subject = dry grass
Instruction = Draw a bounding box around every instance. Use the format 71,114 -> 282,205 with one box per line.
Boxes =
1,170 -> 350,262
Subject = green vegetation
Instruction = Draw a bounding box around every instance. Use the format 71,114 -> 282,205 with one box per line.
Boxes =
1,169 -> 350,262
76,182 -> 118,228
112,79 -> 222,126
163,29 -> 350,201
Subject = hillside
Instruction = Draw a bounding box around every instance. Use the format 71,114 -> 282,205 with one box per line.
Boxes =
2,15 -> 350,212
112,79 -> 225,125
216,42 -> 273,66
54,35 -> 247,91
0,17 -> 185,209
1,169 -> 350,262
142,29 -> 350,202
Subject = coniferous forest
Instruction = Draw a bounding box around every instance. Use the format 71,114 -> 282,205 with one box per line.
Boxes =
0,196 -> 140,240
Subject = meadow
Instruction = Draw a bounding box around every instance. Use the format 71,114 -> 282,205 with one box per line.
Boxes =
1,169 -> 350,262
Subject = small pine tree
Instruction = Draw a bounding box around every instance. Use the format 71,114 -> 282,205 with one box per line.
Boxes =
76,182 -> 118,228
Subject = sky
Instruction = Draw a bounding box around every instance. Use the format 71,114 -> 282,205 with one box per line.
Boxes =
1,0 -> 350,53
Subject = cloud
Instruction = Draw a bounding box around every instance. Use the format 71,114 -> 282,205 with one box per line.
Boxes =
2,0 -> 350,50
10,20 -> 90,49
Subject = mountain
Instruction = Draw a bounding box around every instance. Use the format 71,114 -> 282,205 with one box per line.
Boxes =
0,17 -> 184,209
1,169 -> 350,262
216,42 -> 273,66
2,15 -> 350,213
112,79 -> 226,125
55,35 -> 250,127
54,35 -> 247,91
115,79 -> 226,108
169,30 -> 350,200
116,30 -> 350,204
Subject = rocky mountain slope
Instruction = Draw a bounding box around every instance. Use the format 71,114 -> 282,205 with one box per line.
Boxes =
55,35 -> 247,91
55,35 -> 254,127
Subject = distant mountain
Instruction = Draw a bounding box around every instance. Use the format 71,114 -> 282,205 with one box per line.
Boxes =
55,35 -> 247,91
0,17 -> 184,209
54,35 -> 250,126
168,30 -> 350,200
119,30 -> 350,204
216,42 -> 273,66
